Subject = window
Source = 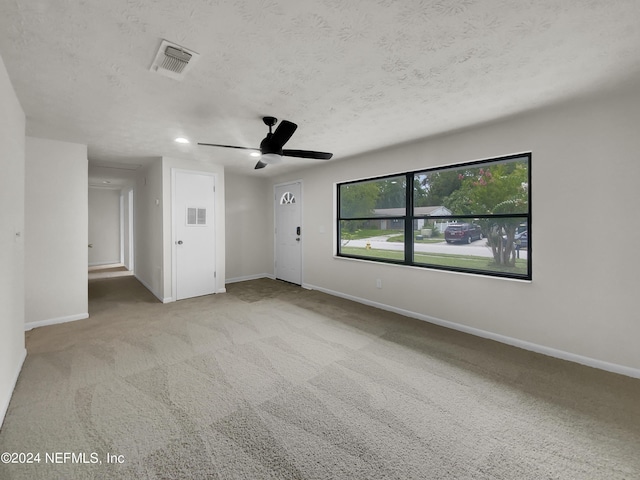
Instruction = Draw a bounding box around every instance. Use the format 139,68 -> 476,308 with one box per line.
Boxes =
280,192 -> 296,205
337,153 -> 531,280
339,175 -> 406,262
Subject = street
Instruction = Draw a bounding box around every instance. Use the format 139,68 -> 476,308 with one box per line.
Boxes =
344,235 -> 528,260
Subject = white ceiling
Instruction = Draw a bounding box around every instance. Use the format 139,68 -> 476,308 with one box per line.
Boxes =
1,0 -> 640,179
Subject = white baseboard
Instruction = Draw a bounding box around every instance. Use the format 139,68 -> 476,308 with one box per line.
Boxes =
134,275 -> 166,303
303,282 -> 640,380
136,277 -> 227,303
226,273 -> 274,284
25,313 -> 89,331
1,347 -> 27,429
88,261 -> 123,268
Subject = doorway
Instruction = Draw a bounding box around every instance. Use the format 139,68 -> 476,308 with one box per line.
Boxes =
274,181 -> 302,285
88,186 -> 134,278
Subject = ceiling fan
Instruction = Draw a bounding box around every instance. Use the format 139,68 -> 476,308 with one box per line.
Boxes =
198,116 -> 333,169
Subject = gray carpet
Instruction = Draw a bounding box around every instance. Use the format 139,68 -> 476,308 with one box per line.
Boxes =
1,277 -> 639,479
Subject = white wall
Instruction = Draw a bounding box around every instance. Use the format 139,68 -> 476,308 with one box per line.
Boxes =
133,157 -> 225,302
25,137 -> 88,329
135,160 -> 164,300
271,84 -> 640,376
225,172 -> 273,282
0,55 -> 27,428
88,188 -> 121,266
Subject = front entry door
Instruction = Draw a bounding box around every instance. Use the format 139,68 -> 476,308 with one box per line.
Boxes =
173,170 -> 216,300
275,182 -> 302,285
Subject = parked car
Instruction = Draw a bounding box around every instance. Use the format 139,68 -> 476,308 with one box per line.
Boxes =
515,230 -> 528,249
501,230 -> 528,249
445,223 -> 483,244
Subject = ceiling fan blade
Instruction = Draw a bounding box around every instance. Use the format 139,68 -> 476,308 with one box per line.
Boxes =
254,161 -> 267,169
270,120 -> 297,149
282,149 -> 333,160
197,143 -> 259,152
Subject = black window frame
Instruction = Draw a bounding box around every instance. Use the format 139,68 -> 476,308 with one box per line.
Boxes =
336,153 -> 532,280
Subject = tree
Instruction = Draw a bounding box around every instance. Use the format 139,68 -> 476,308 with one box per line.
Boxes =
416,170 -> 463,207
375,178 -> 406,208
413,178 -> 429,206
444,162 -> 528,267
339,182 -> 379,237
340,182 -> 378,218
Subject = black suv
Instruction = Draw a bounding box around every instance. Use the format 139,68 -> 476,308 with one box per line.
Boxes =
444,223 -> 483,244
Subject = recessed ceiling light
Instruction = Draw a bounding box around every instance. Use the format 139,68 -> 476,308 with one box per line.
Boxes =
250,152 -> 261,157
175,137 -> 190,144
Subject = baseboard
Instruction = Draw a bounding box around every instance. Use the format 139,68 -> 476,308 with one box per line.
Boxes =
1,347 -> 27,430
136,275 -> 227,302
134,275 -> 166,303
25,313 -> 89,331
88,261 -> 123,268
303,282 -> 640,380
226,273 -> 274,284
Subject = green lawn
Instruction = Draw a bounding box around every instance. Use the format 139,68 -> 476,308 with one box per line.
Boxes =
341,229 -> 397,240
340,246 -> 528,276
386,234 -> 442,244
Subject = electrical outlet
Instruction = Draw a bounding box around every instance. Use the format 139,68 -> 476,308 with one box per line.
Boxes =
376,278 -> 382,289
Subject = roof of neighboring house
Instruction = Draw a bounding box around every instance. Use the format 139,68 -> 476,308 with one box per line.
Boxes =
372,206 -> 452,216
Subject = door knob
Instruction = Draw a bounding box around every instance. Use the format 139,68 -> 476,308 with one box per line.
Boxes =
177,240 -> 183,245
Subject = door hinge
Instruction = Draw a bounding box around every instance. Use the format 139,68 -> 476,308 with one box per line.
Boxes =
214,271 -> 217,278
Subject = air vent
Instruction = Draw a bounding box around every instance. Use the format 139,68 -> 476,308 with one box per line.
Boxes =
162,46 -> 192,73
150,40 -> 199,81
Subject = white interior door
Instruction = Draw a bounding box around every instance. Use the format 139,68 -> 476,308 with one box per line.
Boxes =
275,182 -> 302,285
173,170 -> 216,300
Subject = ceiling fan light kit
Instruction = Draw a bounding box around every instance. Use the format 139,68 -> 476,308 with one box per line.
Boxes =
198,116 -> 333,169
260,153 -> 283,165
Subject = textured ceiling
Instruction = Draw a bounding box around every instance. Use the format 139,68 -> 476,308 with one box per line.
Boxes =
1,0 -> 640,178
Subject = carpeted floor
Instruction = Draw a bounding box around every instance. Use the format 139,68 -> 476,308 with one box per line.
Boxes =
1,277 -> 639,479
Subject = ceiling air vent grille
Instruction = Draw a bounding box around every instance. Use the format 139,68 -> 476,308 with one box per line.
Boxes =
162,46 -> 192,73
150,40 -> 199,81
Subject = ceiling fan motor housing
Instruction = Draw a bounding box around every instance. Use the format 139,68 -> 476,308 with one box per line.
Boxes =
260,134 -> 281,155
262,116 -> 277,128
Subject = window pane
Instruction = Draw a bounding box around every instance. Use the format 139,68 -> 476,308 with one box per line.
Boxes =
413,217 -> 529,277
340,175 -> 405,219
340,219 -> 405,261
414,156 -> 528,215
